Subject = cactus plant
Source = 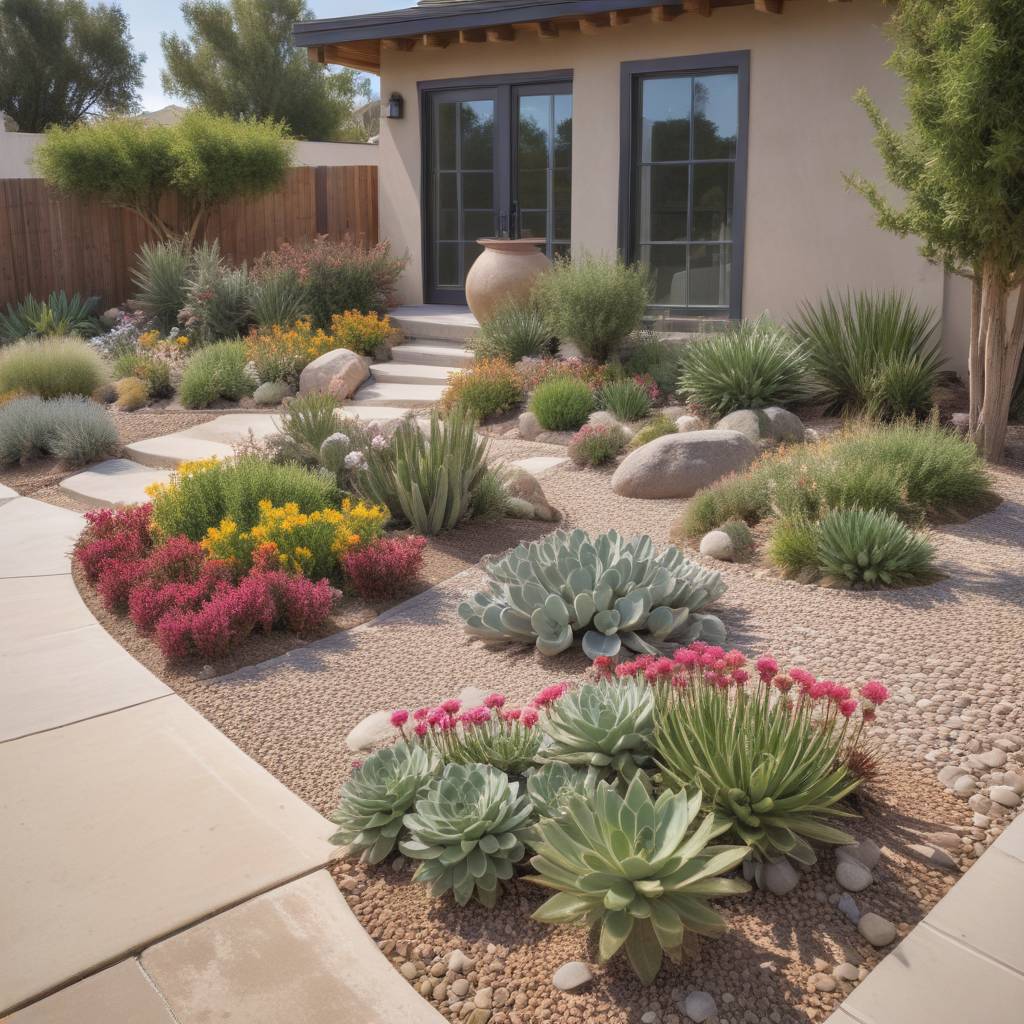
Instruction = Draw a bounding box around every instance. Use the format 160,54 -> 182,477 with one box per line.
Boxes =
328,741 -> 439,864
528,775 -> 750,984
527,762 -> 596,821
400,763 -> 533,907
536,680 -> 655,785
458,528 -> 727,658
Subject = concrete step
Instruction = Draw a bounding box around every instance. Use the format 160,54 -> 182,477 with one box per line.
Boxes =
370,362 -> 457,387
336,405 -> 421,423
60,459 -> 172,509
347,380 -> 446,408
388,305 -> 479,344
390,340 -> 474,369
125,414 -> 282,469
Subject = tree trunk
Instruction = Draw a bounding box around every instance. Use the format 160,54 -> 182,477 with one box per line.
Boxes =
968,271 -> 983,434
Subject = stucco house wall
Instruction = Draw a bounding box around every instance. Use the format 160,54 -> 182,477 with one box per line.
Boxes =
376,1 -> 969,376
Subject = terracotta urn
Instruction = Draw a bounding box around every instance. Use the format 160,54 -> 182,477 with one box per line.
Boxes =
464,237 -> 551,324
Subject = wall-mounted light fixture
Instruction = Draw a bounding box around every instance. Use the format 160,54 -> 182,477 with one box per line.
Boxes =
386,93 -> 404,119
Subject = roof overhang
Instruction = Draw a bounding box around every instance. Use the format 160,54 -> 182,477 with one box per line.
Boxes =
295,0 -> 796,74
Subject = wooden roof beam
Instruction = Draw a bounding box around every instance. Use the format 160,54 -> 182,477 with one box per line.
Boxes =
458,28 -> 486,42
683,0 -> 712,16
486,25 -> 515,41
421,32 -> 451,47
754,0 -> 783,11
528,20 -> 559,38
381,37 -> 415,51
609,10 -> 631,26
652,4 -> 682,21
579,13 -> 611,33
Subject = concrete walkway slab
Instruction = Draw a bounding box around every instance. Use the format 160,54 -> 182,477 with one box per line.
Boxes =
125,434 -> 234,469
7,960 -> 174,1024
338,404 -> 420,422
181,413 -> 282,444
348,380 -> 446,407
510,455 -> 569,477
0,498 -> 83,578
0,696 -> 335,1015
59,459 -> 172,509
142,870 -> 446,1024
0,481 -> 17,505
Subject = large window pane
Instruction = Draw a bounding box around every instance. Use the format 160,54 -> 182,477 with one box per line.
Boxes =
640,245 -> 687,306
435,244 -> 459,287
462,172 -> 493,210
636,164 -> 688,243
461,100 -> 494,170
688,245 -> 731,307
518,168 -> 547,210
640,77 -> 691,162
691,162 -> 733,241
518,95 -> 550,170
554,94 -> 572,168
693,75 -> 738,160
463,210 -> 494,240
520,210 -> 548,238
436,103 -> 457,170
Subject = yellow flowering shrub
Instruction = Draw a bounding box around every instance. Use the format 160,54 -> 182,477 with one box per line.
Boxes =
201,498 -> 386,580
329,310 -> 392,356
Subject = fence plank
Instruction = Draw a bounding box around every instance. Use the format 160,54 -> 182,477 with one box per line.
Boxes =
0,165 -> 378,308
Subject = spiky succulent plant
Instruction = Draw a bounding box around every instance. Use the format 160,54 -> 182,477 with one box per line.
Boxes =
536,680 -> 655,785
458,529 -> 727,659
329,741 -> 440,864
527,763 -> 596,821
817,506 -> 935,587
529,776 -> 750,984
400,763 -> 534,907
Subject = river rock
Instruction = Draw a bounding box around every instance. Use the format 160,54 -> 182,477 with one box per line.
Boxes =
716,406 -> 805,445
504,466 -> 560,521
253,380 -> 293,406
989,785 -> 1021,808
837,838 -> 882,870
683,991 -> 717,1023
836,858 -> 873,892
587,409 -> 636,438
346,709 -> 395,751
610,429 -> 757,499
517,410 -> 542,440
858,913 -> 896,947
299,347 -> 369,398
761,857 -> 800,896
553,961 -> 593,991
699,529 -> 734,561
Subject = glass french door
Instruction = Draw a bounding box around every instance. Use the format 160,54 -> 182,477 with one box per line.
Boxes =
424,78 -> 572,304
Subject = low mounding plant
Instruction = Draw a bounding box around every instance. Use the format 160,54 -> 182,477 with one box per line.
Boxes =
329,741 -> 440,864
789,290 -> 943,417
0,291 -> 100,341
528,775 -> 750,984
0,395 -> 118,466
526,763 -> 596,821
112,352 -> 173,399
677,317 -> 806,417
816,506 -> 936,587
179,340 -> 255,408
568,424 -> 627,467
647,648 -> 880,865
0,336 -> 108,398
358,408 -> 488,535
623,331 -> 680,396
115,376 -> 150,411
535,679 -> 654,784
599,378 -> 652,422
342,535 -> 427,600
530,374 -> 595,432
441,358 -> 524,421
471,299 -> 554,362
400,763 -> 534,908
534,254 -> 651,361
766,516 -> 819,578
458,528 -> 727,659
629,415 -> 677,450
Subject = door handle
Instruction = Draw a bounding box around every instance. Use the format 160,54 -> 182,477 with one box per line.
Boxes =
498,210 -> 508,237
510,201 -> 519,239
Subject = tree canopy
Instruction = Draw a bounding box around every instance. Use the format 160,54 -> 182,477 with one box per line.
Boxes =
35,110 -> 294,243
0,0 -> 145,131
847,0 -> 1024,462
160,0 -> 371,142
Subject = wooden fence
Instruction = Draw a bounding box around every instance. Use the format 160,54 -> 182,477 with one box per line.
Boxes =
0,165 -> 378,309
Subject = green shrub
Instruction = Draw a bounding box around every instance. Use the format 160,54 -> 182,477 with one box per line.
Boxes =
567,424 -> 627,466
0,395 -> 118,466
277,392 -> 342,462
469,465 -> 512,519
111,352 -> 173,398
149,455 -> 340,540
533,254 -> 651,361
599,377 -> 652,422
789,290 -> 943,416
817,506 -> 936,587
178,340 -> 255,408
131,240 -> 191,331
766,516 -> 821,577
677,317 -> 806,417
250,267 -> 307,328
0,291 -> 100,341
622,331 -> 680,395
471,299 -> 553,362
678,464 -> 777,537
115,376 -> 150,411
441,358 -> 524,421
628,415 -> 677,450
530,374 -> 595,431
0,336 -> 108,398
720,518 -> 755,560
179,242 -> 254,342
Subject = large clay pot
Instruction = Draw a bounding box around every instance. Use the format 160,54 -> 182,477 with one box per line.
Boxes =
464,237 -> 550,324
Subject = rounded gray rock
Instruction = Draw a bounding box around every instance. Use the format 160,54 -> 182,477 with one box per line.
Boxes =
836,858 -> 873,892
858,912 -> 896,947
253,380 -> 293,406
989,785 -> 1021,808
699,529 -> 735,561
761,857 -> 800,896
517,410 -> 542,440
683,991 -> 717,1023
299,347 -> 368,398
675,414 -> 703,432
552,961 -> 593,991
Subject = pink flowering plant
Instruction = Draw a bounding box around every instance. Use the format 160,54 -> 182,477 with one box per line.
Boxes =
391,693 -> 542,775
614,643 -> 889,866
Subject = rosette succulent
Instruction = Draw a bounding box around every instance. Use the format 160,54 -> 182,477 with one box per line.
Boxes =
536,680 -> 655,784
328,741 -> 439,864
529,776 -> 750,984
527,763 -> 596,821
400,763 -> 534,907
458,529 -> 727,659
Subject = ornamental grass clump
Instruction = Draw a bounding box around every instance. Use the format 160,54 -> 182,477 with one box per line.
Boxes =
0,336 -> 108,399
599,377 -> 652,422
329,741 -> 440,864
471,298 -> 553,362
178,340 -> 255,408
528,775 -> 750,984
400,762 -> 534,907
567,423 -> 627,467
0,395 -> 118,466
529,373 -> 595,431
458,528 -> 727,659
646,647 -> 887,866
440,358 -> 524,421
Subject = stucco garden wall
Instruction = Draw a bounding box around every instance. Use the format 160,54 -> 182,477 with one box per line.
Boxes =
377,1 -> 970,377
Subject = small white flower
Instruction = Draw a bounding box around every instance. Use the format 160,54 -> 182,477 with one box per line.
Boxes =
326,432 -> 350,447
370,434 -> 387,450
344,450 -> 366,469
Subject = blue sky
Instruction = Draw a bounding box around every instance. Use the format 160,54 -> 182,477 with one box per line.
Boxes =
118,0 -> 398,111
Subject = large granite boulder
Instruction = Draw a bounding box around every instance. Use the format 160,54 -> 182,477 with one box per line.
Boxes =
299,348 -> 369,399
505,466 -> 560,521
716,406 -> 805,445
610,429 -> 757,499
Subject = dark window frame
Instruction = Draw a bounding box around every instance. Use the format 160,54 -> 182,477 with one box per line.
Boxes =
418,69 -> 573,305
618,51 -> 750,320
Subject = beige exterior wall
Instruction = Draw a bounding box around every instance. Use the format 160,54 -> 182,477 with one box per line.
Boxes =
378,1 -> 970,376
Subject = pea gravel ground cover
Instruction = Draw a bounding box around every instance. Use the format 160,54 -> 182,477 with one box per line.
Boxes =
69,428 -> 1024,1024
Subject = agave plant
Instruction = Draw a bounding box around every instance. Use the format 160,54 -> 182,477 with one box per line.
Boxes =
0,291 -> 100,341
458,529 -> 727,658
400,763 -> 533,907
328,741 -> 439,864
529,775 -> 750,984
817,506 -> 935,587
536,680 -> 654,784
527,762 -> 596,821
